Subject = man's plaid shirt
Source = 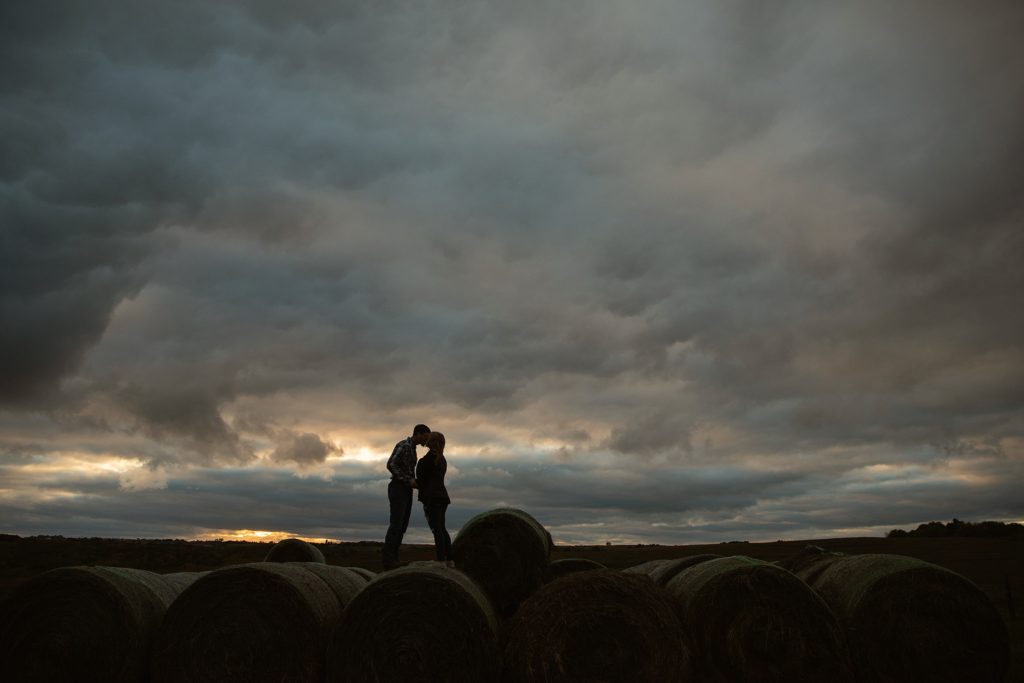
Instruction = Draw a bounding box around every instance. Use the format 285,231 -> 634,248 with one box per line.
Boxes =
386,437 -> 417,487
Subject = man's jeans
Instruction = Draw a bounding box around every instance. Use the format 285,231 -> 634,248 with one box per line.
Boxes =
382,479 -> 412,568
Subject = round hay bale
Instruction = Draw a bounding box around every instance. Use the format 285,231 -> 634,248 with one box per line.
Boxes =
0,566 -> 201,682
776,545 -> 847,587
503,569 -> 694,682
546,558 -> 606,582
646,554 -> 722,587
667,555 -> 853,683
152,562 -> 346,682
264,538 -> 325,563
622,559 -> 672,576
340,566 -> 376,582
326,565 -> 499,682
161,571 -> 210,593
795,553 -> 1010,683
293,563 -> 366,608
452,508 -> 552,617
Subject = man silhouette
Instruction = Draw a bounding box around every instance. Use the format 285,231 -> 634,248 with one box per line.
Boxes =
382,423 -> 431,570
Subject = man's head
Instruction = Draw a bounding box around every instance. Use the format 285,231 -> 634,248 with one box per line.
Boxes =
412,424 -> 431,446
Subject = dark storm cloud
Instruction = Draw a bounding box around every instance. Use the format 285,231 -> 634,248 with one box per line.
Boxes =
606,409 -> 696,457
113,382 -> 254,465
0,0 -> 455,403
0,189 -> 155,403
270,432 -> 339,466
1,3 -> 205,402
2,1 -> 1022,540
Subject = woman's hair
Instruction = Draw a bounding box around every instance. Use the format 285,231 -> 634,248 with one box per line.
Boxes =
425,431 -> 446,453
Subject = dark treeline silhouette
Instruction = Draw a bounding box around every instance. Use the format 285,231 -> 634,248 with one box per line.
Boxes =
887,518 -> 1024,539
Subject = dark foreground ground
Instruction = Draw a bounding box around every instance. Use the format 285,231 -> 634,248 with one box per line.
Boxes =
2,534 -> 1022,679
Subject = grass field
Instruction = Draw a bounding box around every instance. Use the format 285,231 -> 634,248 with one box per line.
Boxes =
2,534 -> 1021,680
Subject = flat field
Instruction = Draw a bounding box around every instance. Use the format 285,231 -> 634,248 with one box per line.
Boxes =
2,534 -> 1021,680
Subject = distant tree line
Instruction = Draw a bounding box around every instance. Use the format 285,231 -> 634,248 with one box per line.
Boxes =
887,518 -> 1024,538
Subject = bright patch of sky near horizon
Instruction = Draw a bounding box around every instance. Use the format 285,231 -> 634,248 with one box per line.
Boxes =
1,0 -> 1022,545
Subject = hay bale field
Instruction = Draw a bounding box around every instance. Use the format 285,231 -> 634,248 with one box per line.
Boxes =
152,562 -> 363,682
546,558 -> 605,582
263,538 -> 325,563
0,566 -> 201,682
793,553 -> 1010,683
326,565 -> 499,682
503,569 -> 694,682
452,508 -> 552,617
667,555 -> 854,683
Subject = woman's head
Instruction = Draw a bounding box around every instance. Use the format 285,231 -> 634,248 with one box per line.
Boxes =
425,431 -> 445,453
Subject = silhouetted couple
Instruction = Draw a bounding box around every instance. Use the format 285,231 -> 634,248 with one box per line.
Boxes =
382,424 -> 451,570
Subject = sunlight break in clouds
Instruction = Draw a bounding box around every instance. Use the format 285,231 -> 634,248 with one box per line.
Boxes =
192,529 -> 332,544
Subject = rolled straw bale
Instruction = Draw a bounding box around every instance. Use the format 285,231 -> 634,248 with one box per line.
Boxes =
452,507 -> 552,617
622,558 -> 672,575
776,545 -> 847,587
546,558 -> 605,582
408,560 -> 450,568
503,569 -> 694,682
341,566 -> 376,582
293,563 -> 366,608
667,555 -> 853,683
0,566 -> 201,682
326,565 -> 499,682
794,553 -> 1010,683
263,537 -> 325,563
161,571 -> 210,594
646,554 -> 722,587
152,562 -> 347,682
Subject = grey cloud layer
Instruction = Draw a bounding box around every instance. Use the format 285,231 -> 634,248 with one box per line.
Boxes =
2,454 -> 1020,542
1,1 -> 1022,539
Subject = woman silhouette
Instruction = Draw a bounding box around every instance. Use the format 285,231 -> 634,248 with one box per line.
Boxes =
416,431 -> 452,564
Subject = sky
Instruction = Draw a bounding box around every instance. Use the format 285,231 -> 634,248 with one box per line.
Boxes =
2,1 -> 1022,546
